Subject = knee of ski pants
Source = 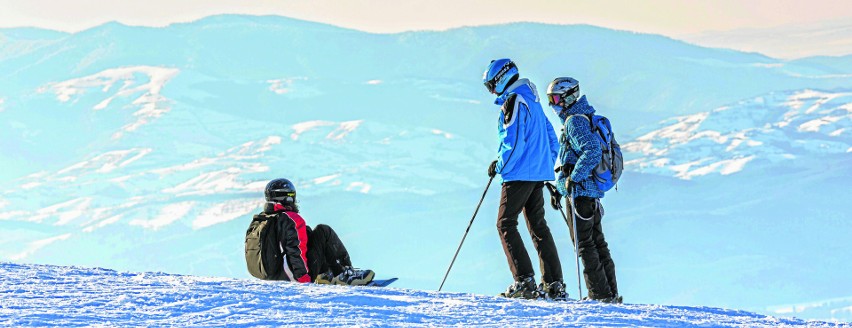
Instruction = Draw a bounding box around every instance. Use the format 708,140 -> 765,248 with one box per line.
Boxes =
496,216 -> 520,232
312,224 -> 333,238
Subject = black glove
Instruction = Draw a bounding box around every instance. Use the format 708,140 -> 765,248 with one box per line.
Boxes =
487,160 -> 498,178
565,178 -> 576,193
554,164 -> 575,175
544,182 -> 562,210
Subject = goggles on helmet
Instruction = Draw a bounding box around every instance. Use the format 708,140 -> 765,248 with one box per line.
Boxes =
269,189 -> 296,202
484,80 -> 496,94
548,85 -> 579,107
548,94 -> 563,106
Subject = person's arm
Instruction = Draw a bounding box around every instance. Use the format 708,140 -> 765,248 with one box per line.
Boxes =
545,117 -> 560,165
496,94 -> 529,175
279,212 -> 311,283
567,116 -> 602,183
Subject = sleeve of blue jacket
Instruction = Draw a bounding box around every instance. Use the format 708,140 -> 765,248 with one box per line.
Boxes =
496,94 -> 528,175
567,116 -> 602,183
546,118 -> 559,164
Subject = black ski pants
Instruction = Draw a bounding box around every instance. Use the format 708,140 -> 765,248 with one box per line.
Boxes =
497,181 -> 563,284
566,196 -> 618,300
306,224 -> 352,280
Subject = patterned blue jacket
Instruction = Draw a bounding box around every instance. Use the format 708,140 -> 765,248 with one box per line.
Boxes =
556,95 -> 604,198
494,79 -> 559,182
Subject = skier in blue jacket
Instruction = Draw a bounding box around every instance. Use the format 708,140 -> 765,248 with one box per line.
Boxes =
482,59 -> 567,300
547,77 -> 620,303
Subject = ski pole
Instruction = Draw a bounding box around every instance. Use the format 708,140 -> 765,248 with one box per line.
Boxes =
438,174 -> 495,291
567,189 -> 583,300
545,182 -> 583,300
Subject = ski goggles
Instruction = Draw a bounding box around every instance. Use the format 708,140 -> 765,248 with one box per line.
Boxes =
270,190 -> 296,202
484,80 -> 496,94
549,93 -> 578,107
548,93 -> 563,106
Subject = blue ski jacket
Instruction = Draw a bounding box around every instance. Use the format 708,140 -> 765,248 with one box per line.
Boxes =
556,95 -> 604,198
493,79 -> 559,182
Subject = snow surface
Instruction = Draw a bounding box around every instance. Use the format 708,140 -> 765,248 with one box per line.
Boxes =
1,263 -> 844,327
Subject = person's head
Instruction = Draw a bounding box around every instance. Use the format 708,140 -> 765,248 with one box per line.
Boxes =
546,77 -> 580,119
265,178 -> 297,212
483,58 -> 519,96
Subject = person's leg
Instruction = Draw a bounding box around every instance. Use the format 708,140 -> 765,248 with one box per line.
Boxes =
522,182 -> 562,284
591,201 -> 618,297
310,224 -> 351,276
497,181 -> 536,280
570,196 -> 612,300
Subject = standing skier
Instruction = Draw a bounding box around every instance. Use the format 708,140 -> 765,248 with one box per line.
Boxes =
482,58 -> 567,300
546,77 -> 620,303
245,178 -> 375,286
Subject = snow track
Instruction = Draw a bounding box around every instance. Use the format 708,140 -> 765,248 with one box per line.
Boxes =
0,263 -> 843,327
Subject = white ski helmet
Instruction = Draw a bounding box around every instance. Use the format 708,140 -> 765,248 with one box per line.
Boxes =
546,77 -> 580,109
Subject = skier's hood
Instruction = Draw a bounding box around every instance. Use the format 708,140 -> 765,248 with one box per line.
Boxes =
494,78 -> 535,106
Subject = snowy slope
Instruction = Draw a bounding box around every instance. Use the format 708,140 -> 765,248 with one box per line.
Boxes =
1,262 -> 845,327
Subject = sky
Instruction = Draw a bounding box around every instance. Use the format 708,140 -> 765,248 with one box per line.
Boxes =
1,0 -> 850,36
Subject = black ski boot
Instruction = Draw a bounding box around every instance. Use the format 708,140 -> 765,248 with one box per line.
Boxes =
600,294 -> 623,304
499,276 -> 541,299
542,280 -> 568,301
585,294 -> 623,304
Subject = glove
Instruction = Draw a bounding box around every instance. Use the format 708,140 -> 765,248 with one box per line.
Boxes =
544,182 -> 562,210
488,160 -> 498,178
554,164 -> 575,175
565,178 -> 576,193
296,274 -> 311,283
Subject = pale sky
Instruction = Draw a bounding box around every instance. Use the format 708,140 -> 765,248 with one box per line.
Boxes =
1,0 -> 850,36
2,0 -> 851,58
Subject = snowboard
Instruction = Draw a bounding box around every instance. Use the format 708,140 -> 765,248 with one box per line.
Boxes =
367,278 -> 398,287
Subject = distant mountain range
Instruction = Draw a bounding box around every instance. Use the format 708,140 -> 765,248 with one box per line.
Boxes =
0,15 -> 849,322
623,89 -> 851,179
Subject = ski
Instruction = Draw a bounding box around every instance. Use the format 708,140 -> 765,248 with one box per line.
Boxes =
367,278 -> 398,287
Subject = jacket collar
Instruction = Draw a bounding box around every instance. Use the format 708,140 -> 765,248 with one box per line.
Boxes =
566,95 -> 595,116
494,78 -> 531,106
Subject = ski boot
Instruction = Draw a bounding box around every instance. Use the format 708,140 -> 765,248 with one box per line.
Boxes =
541,280 -> 569,301
332,267 -> 375,286
499,276 -> 541,299
315,271 -> 334,285
584,294 -> 623,304
600,294 -> 623,304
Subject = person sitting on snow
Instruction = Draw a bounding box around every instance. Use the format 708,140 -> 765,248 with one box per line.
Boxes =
245,178 -> 374,285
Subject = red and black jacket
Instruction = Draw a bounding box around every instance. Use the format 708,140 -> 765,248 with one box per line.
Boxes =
270,204 -> 312,283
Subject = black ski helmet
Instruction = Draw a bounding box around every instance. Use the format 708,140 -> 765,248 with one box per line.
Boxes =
265,178 -> 296,205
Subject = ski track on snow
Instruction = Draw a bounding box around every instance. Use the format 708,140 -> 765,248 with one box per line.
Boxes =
0,263 -> 843,327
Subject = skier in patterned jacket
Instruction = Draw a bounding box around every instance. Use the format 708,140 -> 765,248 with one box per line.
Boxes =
482,59 -> 567,300
547,77 -> 620,303
249,178 -> 374,285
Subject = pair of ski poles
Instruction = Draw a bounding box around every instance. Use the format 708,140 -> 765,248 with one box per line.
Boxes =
438,177 -> 583,300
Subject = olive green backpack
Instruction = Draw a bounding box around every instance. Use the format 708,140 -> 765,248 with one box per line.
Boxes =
245,214 -> 283,280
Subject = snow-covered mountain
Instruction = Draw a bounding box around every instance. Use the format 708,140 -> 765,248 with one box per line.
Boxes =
623,89 -> 851,179
1,262 -> 846,327
0,15 -> 850,323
